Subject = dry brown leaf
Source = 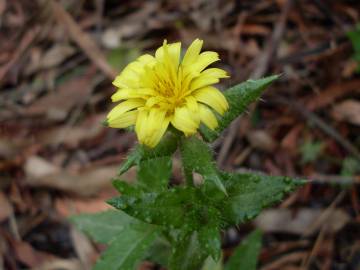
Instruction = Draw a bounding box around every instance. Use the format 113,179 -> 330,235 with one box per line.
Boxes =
33,258 -> 84,270
0,191 -> 12,222
0,0 -> 6,16
241,24 -> 271,35
55,196 -> 113,217
247,130 -> 277,152
12,240 -> 56,268
25,74 -> 92,121
50,0 -> 116,79
0,27 -> 40,82
70,227 -> 96,270
25,156 -> 116,196
255,208 -> 350,235
40,44 -> 76,69
40,113 -> 106,147
332,100 -> 360,126
306,80 -> 360,111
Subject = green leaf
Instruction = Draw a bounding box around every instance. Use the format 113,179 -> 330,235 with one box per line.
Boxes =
144,236 -> 171,267
202,256 -> 223,270
225,230 -> 262,270
108,185 -> 193,227
180,136 -> 227,194
341,157 -> 360,177
70,210 -> 136,244
109,184 -> 221,235
200,75 -> 279,142
138,156 -> 172,191
300,140 -> 324,164
220,172 -> 304,224
169,232 -> 208,270
107,47 -> 140,72
198,224 -> 221,261
112,180 -> 143,197
93,224 -> 159,270
347,24 -> 360,53
118,132 -> 179,175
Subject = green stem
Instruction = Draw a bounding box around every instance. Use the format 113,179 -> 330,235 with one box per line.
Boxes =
179,136 -> 195,187
184,167 -> 194,187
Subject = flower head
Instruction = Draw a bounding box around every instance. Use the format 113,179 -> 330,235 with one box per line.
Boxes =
107,39 -> 229,147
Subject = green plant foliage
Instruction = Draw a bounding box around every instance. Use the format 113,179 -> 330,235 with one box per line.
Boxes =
202,256 -> 223,270
341,157 -> 360,177
137,156 -> 172,191
71,74 -> 304,270
200,75 -> 279,142
347,24 -> 360,71
109,182 -> 219,230
107,47 -> 140,71
71,210 -> 160,270
217,172 -> 304,224
198,223 -> 221,261
300,140 -> 324,164
225,230 -> 262,270
118,132 -> 179,175
180,136 -> 226,194
93,224 -> 159,270
70,210 -> 136,244
144,237 -> 172,267
169,232 -> 209,270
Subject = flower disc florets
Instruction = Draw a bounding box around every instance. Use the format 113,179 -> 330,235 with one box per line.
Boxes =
107,39 -> 229,147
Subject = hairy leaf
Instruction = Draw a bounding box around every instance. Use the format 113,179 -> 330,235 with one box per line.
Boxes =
180,136 -> 226,194
225,230 -> 262,270
198,224 -> 221,261
200,75 -> 279,141
93,224 -> 158,270
138,156 -> 172,191
201,256 -> 223,270
108,185 -> 195,228
169,232 -> 208,270
118,132 -> 178,175
220,172 -> 304,224
70,210 -> 136,244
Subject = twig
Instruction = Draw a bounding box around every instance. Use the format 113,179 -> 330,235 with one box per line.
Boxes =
276,98 -> 360,162
217,0 -> 293,166
260,251 -> 308,270
302,190 -> 346,237
301,224 -> 326,269
236,168 -> 360,185
0,27 -> 40,82
49,0 -> 117,80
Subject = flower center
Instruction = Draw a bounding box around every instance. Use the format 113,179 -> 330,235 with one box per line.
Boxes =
151,65 -> 188,112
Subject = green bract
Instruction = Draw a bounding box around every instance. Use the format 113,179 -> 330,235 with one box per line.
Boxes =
71,75 -> 305,270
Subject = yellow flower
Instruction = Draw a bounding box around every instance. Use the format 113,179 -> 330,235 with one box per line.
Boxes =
107,39 -> 229,147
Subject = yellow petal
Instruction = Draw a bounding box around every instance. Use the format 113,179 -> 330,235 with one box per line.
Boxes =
112,54 -> 155,88
182,39 -> 203,66
155,41 -> 181,67
190,51 -> 219,73
111,88 -> 156,102
193,86 -> 229,115
146,111 -> 170,147
190,68 -> 228,91
171,106 -> 199,136
108,110 -> 138,128
135,109 -> 169,147
199,104 -> 218,130
112,69 -> 139,88
107,99 -> 145,120
137,54 -> 156,66
185,96 -> 198,112
135,109 -> 149,143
